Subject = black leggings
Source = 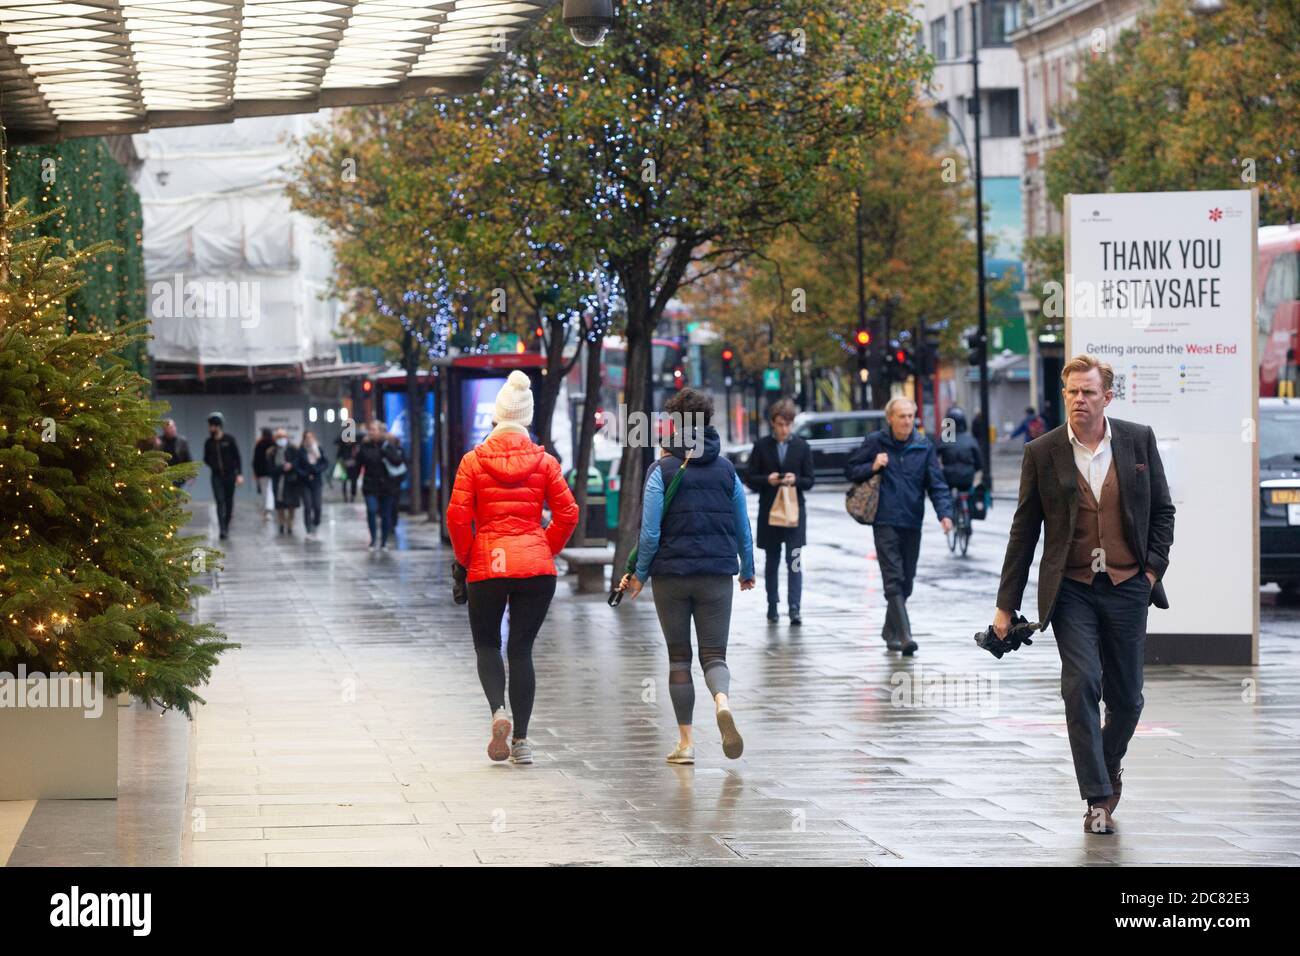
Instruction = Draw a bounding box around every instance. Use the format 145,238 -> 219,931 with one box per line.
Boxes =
467,574 -> 557,739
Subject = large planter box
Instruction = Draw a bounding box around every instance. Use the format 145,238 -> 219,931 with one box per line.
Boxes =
0,675 -> 118,800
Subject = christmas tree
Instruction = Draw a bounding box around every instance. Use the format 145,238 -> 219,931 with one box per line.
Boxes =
0,136 -> 234,715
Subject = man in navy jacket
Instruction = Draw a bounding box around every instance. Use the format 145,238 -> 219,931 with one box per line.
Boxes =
845,398 -> 953,654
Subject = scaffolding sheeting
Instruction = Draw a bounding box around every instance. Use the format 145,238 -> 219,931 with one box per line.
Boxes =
135,113 -> 341,367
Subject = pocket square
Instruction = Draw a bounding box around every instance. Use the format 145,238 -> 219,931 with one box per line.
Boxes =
1135,462 -> 1146,473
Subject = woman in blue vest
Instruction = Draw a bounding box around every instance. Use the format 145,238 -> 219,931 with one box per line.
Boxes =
623,388 -> 756,765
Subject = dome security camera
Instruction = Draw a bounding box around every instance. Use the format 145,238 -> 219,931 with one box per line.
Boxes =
563,0 -> 614,47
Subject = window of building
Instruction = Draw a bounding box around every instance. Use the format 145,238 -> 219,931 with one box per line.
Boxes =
930,16 -> 948,61
986,89 -> 1020,138
953,6 -> 965,58
981,0 -> 1020,47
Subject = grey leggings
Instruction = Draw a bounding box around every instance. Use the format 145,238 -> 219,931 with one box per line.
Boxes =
650,574 -> 734,726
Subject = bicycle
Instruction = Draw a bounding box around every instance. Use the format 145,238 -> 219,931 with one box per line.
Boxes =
947,488 -> 972,556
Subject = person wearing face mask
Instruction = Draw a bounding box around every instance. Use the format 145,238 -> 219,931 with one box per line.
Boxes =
745,398 -> 815,626
266,428 -> 302,535
295,430 -> 330,539
202,413 -> 243,540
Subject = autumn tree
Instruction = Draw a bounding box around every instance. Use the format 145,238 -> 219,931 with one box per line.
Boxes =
497,0 -> 929,575
1037,0 -> 1299,284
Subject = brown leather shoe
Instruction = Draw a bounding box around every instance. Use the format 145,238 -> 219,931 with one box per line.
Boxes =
1104,767 -> 1123,814
1084,803 -> 1116,834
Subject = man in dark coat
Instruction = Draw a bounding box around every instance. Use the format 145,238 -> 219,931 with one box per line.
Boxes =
845,397 -> 953,655
745,398 -> 815,625
202,413 -> 243,540
159,419 -> 192,488
355,421 -> 406,550
993,354 -> 1174,835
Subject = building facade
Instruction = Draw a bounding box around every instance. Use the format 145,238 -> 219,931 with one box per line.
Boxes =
1011,0 -> 1150,422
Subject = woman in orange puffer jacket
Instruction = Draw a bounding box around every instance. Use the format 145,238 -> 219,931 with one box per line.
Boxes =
446,371 -> 579,765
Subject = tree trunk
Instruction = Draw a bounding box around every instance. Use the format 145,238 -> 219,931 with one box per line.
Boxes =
572,323 -> 603,553
402,329 -> 423,516
612,262 -> 654,583
533,309 -> 569,464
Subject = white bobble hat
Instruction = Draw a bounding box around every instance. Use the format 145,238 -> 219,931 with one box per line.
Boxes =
493,370 -> 534,427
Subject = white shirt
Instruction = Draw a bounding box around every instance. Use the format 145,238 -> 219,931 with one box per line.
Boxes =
1066,416 -> 1112,502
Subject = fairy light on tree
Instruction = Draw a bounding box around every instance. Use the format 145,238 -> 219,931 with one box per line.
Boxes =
0,125 -> 236,714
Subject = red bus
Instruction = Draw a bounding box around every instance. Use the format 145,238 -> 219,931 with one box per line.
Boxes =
568,335 -> 687,430
1259,224 -> 1300,397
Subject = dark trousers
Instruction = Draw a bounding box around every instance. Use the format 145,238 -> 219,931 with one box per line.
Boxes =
364,493 -> 395,545
301,481 -> 322,532
650,575 -> 734,726
763,541 -> 803,611
467,574 -> 557,739
1050,573 -> 1150,800
210,474 -> 236,534
872,524 -> 921,642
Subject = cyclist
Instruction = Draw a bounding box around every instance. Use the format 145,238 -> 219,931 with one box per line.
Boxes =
937,408 -> 984,530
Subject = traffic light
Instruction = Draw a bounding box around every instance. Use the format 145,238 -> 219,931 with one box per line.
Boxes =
890,347 -> 915,380
920,326 -> 943,376
966,330 -> 986,367
721,347 -> 734,387
854,328 -> 871,373
881,349 -> 897,383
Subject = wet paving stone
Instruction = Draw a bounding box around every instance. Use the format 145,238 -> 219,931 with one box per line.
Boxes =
11,487 -> 1299,867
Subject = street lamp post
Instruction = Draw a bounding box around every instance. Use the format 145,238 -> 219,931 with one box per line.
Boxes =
854,193 -> 874,409
970,2 -> 993,490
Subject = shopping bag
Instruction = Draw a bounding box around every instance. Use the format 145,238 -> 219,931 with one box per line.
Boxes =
768,484 -> 800,528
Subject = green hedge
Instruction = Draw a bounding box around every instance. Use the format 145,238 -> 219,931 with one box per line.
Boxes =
6,138 -> 147,373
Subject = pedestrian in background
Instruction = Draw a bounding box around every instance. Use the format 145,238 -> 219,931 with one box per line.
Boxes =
296,430 -> 329,539
1010,406 -> 1047,444
356,421 -> 404,550
936,406 -> 984,494
203,412 -> 243,541
745,397 -> 814,626
446,370 -> 579,765
267,428 -> 302,535
623,387 -> 756,766
845,397 -> 953,656
335,430 -> 360,502
252,427 -> 275,522
158,419 -> 192,488
993,354 -> 1175,835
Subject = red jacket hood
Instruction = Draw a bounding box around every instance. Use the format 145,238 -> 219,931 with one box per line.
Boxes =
475,430 -> 546,484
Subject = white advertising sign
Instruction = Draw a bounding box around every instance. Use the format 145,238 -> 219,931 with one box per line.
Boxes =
1065,189 -> 1258,647
254,408 -> 305,447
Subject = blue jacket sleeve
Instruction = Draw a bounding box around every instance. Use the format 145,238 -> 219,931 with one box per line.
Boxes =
925,443 -> 954,521
732,474 -> 755,580
634,466 -> 665,581
845,434 -> 879,483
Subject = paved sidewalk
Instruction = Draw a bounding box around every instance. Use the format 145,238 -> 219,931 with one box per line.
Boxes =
158,495 -> 1300,867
